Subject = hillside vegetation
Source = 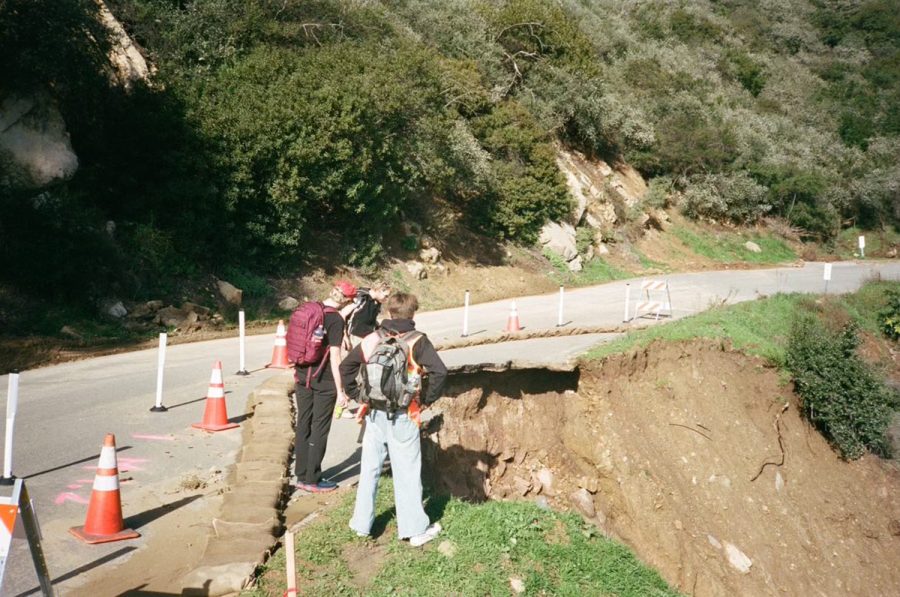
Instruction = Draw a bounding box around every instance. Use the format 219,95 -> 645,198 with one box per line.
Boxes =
1,0 -> 898,324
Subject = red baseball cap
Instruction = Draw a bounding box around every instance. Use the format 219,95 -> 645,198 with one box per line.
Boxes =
334,280 -> 357,298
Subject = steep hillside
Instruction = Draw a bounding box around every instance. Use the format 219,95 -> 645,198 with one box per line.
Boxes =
1,0 -> 898,335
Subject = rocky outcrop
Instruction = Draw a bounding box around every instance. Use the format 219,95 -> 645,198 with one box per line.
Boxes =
97,0 -> 152,88
0,94 -> 79,188
542,148 -> 649,269
1,1 -> 149,190
556,147 -> 647,231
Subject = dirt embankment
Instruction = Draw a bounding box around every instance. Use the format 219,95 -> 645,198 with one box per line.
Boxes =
424,340 -> 900,597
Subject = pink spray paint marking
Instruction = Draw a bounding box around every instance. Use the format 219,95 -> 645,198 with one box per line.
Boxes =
82,456 -> 149,472
131,433 -> 176,441
54,492 -> 89,505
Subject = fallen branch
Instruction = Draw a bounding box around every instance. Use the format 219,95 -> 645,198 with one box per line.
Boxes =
668,423 -> 711,441
750,402 -> 789,482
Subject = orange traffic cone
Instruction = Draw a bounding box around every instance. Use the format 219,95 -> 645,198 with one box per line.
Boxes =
69,434 -> 140,544
192,361 -> 239,432
266,320 -> 290,369
504,301 -> 522,332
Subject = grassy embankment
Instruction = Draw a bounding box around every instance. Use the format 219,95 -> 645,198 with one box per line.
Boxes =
244,479 -> 679,597
584,281 -> 899,365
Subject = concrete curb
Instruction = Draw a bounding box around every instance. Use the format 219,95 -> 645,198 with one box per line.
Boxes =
181,372 -> 295,596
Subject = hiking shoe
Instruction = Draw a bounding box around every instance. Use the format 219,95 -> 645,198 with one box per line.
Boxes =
409,523 -> 441,547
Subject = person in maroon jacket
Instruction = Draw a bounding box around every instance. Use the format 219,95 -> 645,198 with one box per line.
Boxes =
294,280 -> 356,493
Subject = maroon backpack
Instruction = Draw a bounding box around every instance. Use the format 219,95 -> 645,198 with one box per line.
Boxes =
286,301 -> 339,386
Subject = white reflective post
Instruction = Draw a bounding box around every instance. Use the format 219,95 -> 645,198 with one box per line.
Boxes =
237,310 -> 249,375
859,235 -> 865,259
462,290 -> 470,337
557,286 -> 564,327
2,373 -> 19,483
823,263 -> 832,295
623,283 -> 631,323
150,333 -> 168,412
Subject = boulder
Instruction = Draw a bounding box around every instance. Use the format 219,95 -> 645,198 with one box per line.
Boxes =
155,306 -> 187,327
406,261 -> 427,280
128,303 -> 152,319
419,247 -> 441,264
723,542 -> 752,574
535,468 -> 556,496
278,297 -> 299,311
539,221 -> 577,261
744,241 -> 762,253
102,300 -> 127,319
567,255 -> 583,272
182,302 -> 211,318
569,488 -> 596,519
0,94 -> 79,188
216,280 -> 243,306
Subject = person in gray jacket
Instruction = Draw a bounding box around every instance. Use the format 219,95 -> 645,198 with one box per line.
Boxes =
340,292 -> 447,546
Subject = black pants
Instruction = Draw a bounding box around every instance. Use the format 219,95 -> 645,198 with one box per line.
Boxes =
294,382 -> 337,484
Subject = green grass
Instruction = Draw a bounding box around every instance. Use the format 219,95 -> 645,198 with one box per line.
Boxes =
584,281 -> 900,365
672,227 -> 796,264
245,479 -> 680,597
585,293 -> 802,365
839,281 -> 900,336
545,249 -> 631,287
835,226 -> 900,259
634,249 -> 670,272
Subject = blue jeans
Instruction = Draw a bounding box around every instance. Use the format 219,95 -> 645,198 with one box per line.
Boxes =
349,409 -> 430,539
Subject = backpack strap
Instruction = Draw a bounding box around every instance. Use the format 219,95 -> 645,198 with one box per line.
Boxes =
308,304 -> 341,386
400,331 -> 424,371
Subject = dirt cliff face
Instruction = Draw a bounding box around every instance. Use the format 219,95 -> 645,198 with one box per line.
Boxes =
425,340 -> 900,597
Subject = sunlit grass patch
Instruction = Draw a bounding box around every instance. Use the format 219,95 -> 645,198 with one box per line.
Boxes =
245,479 -> 680,596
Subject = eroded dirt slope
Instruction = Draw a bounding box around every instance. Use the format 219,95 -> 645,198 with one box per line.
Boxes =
425,341 -> 900,597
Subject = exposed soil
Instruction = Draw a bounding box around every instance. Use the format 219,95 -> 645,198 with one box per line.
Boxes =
425,340 -> 900,597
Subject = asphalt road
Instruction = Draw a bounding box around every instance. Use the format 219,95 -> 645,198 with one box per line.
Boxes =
1,260 -> 897,594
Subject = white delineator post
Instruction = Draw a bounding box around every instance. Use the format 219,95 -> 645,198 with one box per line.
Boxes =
859,235 -> 866,259
237,310 -> 249,375
150,333 -> 168,412
1,372 -> 19,484
462,290 -> 470,337
623,283 -> 631,323
557,286 -> 565,327
823,263 -> 832,294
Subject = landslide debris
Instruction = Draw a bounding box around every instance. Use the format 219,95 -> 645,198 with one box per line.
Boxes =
425,340 -> 900,597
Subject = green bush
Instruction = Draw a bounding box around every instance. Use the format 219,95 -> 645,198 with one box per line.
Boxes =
786,310 -> 898,459
681,172 -> 771,224
469,102 -> 571,241
880,289 -> 900,341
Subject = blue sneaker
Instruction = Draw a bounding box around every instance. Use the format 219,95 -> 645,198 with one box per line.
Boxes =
314,478 -> 338,492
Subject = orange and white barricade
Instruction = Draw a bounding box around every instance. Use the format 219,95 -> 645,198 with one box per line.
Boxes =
628,279 -> 672,322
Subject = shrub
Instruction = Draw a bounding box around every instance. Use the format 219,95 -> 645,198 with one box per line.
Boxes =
469,102 -> 571,242
786,310 -> 898,459
880,289 -> 900,341
681,172 -> 771,224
